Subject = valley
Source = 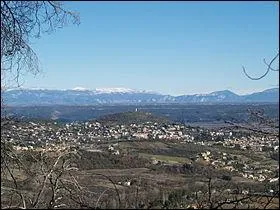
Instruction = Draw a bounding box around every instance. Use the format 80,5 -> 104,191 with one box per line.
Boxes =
1,110 -> 279,209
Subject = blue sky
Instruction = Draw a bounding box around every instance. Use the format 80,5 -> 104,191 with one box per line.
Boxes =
23,1 -> 279,96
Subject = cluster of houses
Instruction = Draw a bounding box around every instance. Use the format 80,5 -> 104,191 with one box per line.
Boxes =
196,150 -> 279,183
3,120 -> 278,152
2,119 -> 279,184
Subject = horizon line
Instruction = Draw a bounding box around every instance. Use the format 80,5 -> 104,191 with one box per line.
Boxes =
5,86 -> 279,97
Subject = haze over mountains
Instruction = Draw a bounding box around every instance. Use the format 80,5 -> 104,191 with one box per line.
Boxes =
3,87 -> 279,106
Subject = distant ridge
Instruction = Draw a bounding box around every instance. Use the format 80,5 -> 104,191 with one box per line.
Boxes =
96,111 -> 170,125
2,88 -> 279,106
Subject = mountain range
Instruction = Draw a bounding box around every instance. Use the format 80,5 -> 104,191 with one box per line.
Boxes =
2,87 -> 279,106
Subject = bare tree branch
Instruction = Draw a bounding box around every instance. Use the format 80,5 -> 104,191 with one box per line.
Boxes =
242,52 -> 279,80
1,1 -> 80,89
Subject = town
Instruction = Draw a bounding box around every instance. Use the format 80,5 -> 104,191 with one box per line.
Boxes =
3,115 -> 279,185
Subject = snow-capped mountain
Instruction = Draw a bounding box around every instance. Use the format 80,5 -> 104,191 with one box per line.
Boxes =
71,87 -> 145,94
72,87 -> 89,91
2,88 -> 278,106
175,90 -> 241,103
94,87 -> 141,94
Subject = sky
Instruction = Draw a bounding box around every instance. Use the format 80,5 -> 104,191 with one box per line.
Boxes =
22,1 -> 279,96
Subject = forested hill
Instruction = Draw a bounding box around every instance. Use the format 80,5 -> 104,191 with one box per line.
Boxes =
95,111 -> 170,126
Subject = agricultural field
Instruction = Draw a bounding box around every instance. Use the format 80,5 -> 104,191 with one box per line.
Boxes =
1,111 -> 279,209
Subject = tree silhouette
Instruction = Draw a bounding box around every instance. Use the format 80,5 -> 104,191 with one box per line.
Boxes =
242,52 -> 279,80
1,1 -> 80,89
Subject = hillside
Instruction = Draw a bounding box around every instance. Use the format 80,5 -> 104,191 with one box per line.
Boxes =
96,111 -> 170,125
